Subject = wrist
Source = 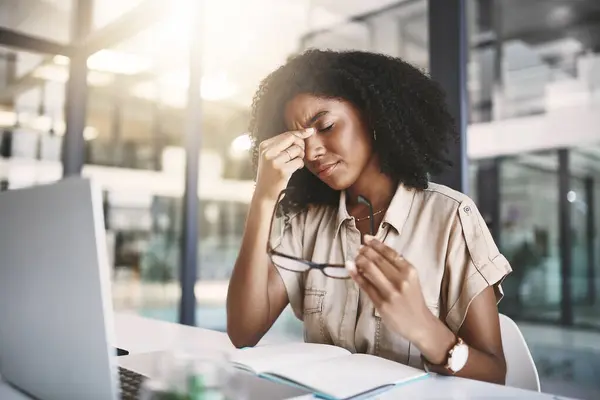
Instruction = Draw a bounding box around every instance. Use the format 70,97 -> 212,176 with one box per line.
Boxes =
254,178 -> 287,203
251,191 -> 278,211
414,314 -> 456,365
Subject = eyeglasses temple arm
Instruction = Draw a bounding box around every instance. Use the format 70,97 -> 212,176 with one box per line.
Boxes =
357,195 -> 375,236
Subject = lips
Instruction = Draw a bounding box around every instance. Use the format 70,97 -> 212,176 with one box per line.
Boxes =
317,162 -> 339,178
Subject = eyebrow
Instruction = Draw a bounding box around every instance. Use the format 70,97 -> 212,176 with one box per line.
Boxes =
304,111 -> 329,128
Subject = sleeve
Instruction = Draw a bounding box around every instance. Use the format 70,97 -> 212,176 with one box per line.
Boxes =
270,209 -> 307,320
443,198 -> 512,333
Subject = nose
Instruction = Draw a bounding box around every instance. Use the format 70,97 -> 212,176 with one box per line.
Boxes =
304,134 -> 325,162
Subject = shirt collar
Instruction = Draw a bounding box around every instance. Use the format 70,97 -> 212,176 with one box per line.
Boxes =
335,184 -> 416,235
382,184 -> 416,235
336,190 -> 352,233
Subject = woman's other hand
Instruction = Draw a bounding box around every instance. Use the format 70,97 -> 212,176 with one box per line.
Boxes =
255,128 -> 315,201
347,235 -> 436,345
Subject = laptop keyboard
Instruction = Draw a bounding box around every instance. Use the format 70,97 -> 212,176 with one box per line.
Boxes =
119,366 -> 146,400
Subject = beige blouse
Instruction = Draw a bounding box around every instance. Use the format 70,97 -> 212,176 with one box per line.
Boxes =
273,182 -> 512,369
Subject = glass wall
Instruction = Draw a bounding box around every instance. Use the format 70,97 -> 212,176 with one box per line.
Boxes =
76,8 -> 257,328
496,152 -> 561,323
571,176 -> 589,305
467,0 -> 600,332
0,46 -> 65,189
571,146 -> 600,329
470,145 -> 600,396
468,0 -> 600,122
470,145 -> 600,331
303,1 -> 428,70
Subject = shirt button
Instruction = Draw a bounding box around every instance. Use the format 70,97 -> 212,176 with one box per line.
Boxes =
464,206 -> 471,215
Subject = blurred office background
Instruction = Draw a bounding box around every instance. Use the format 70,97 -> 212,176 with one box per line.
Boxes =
0,0 -> 599,398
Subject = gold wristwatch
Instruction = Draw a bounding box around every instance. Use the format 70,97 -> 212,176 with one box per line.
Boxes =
422,336 -> 469,374
443,336 -> 469,373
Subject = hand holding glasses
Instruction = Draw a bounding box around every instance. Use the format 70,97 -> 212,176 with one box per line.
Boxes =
267,188 -> 376,279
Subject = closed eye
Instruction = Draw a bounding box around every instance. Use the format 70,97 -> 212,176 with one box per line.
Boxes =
319,124 -> 334,133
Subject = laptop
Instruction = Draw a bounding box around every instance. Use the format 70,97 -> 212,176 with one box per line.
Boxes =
0,178 -> 145,400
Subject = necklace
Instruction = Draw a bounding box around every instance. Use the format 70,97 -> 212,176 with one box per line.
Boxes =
355,209 -> 384,222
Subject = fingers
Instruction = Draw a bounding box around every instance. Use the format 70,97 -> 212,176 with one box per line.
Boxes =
281,143 -> 305,161
282,157 -> 305,174
357,244 -> 403,288
363,235 -> 410,270
256,129 -> 312,182
260,128 -> 314,159
353,252 -> 396,300
271,143 -> 305,173
345,261 -> 383,306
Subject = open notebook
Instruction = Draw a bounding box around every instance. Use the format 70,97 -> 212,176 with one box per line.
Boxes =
230,343 -> 428,399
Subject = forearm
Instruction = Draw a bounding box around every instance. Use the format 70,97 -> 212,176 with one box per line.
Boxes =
226,194 -> 277,347
415,315 -> 507,384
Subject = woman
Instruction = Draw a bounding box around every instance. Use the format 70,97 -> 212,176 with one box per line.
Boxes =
226,50 -> 511,384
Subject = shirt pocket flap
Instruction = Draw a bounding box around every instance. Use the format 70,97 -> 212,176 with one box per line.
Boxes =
303,288 -> 325,315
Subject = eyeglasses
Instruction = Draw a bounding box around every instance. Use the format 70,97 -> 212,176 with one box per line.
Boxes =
267,188 -> 375,279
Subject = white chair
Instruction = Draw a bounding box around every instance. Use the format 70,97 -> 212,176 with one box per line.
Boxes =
499,313 -> 541,392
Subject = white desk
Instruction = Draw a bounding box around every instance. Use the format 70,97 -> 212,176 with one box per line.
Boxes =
115,313 -> 573,399
1,313 -> 575,399
113,312 -> 236,355
373,374 -> 570,400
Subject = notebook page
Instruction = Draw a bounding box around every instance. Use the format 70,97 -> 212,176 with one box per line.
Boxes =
267,353 -> 427,399
230,343 -> 350,374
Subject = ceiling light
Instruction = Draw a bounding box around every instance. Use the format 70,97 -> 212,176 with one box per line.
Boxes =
33,65 -> 113,86
229,133 -> 252,159
132,71 -> 237,105
204,203 -> 220,224
34,64 -> 69,83
84,126 -> 99,141
54,50 -> 152,76
88,50 -> 151,75
549,6 -> 573,25
31,115 -> 53,132
87,71 -> 115,86
0,110 -> 17,127
53,55 -> 69,66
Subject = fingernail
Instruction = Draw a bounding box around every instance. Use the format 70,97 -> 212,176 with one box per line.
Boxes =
345,260 -> 356,272
364,234 -> 375,243
305,127 -> 315,135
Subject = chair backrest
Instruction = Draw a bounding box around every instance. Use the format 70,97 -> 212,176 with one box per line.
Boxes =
499,313 -> 541,392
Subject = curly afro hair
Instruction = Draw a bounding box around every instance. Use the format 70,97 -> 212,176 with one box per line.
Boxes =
249,49 -> 457,208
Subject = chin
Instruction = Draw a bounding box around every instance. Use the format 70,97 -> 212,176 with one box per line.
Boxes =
311,164 -> 357,191
320,175 -> 354,192
324,181 -> 347,191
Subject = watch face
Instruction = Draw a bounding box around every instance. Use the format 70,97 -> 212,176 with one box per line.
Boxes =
449,344 -> 469,372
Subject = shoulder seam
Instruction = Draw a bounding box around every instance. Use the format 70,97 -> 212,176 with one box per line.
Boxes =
423,187 -> 465,205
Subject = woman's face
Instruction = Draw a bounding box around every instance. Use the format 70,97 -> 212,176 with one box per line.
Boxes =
284,93 -> 375,191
